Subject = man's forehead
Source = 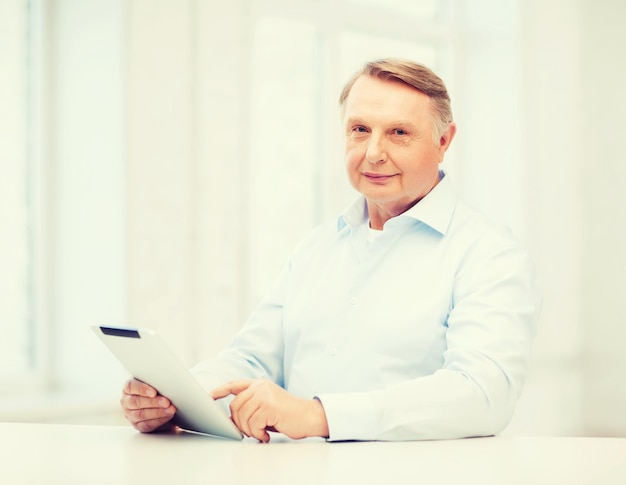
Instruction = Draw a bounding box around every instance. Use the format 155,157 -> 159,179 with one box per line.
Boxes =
345,75 -> 430,107
349,74 -> 426,96
343,75 -> 432,120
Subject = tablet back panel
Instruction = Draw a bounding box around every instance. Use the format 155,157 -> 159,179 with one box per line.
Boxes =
93,326 -> 242,440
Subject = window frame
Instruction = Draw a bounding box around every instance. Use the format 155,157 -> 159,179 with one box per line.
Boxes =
0,0 -> 52,396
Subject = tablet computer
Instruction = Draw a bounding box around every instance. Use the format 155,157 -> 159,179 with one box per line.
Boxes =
92,325 -> 243,440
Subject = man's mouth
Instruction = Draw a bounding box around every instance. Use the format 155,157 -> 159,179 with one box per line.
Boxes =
363,172 -> 396,181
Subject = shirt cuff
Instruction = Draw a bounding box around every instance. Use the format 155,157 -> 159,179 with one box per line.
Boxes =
315,392 -> 379,441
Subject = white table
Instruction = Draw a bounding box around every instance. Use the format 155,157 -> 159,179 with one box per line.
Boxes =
1,423 -> 625,484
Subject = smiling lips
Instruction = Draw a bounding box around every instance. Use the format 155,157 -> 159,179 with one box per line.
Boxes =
363,172 -> 397,183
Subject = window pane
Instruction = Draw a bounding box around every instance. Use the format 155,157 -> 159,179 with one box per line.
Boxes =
0,0 -> 32,379
248,16 -> 319,300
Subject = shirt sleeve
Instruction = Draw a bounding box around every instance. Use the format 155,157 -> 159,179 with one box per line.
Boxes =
316,239 -> 541,441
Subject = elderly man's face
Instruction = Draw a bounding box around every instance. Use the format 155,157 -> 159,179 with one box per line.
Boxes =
343,75 -> 455,224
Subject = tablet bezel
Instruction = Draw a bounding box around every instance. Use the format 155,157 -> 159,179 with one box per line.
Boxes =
92,325 -> 243,441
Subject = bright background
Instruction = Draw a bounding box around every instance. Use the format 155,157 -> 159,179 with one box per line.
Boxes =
1,0 -> 625,436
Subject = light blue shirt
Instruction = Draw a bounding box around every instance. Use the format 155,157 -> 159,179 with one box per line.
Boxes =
193,172 -> 541,441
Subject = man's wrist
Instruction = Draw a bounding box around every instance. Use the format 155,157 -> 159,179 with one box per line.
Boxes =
308,397 -> 329,438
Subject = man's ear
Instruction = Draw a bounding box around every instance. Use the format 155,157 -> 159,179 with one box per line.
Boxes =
438,122 -> 457,157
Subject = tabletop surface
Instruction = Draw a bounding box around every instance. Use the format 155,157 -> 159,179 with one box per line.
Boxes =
1,422 -> 625,484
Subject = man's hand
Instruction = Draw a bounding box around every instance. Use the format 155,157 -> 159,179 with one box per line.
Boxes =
211,379 -> 329,443
120,378 -> 177,433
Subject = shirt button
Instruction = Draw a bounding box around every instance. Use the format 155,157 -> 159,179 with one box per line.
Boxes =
349,296 -> 358,305
328,346 -> 337,356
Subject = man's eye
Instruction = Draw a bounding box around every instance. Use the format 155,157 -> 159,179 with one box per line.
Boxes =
393,128 -> 408,136
353,126 -> 367,133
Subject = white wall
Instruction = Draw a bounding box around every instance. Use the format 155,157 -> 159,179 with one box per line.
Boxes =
579,0 -> 626,436
125,0 -> 197,362
502,0 -> 586,436
126,0 -> 250,366
503,0 -> 626,437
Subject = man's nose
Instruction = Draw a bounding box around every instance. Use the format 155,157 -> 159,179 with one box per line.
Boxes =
365,135 -> 387,164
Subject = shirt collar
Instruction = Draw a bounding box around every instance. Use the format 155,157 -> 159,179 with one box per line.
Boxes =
337,171 -> 456,235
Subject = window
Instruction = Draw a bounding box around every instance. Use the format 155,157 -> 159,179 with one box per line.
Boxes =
0,0 -> 43,393
0,0 -> 128,403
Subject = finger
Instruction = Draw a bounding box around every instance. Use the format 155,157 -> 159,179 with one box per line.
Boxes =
125,404 -> 176,428
122,393 -> 171,411
229,390 -> 258,438
211,380 -> 254,399
248,411 -> 272,443
124,378 -> 157,398
237,401 -> 264,440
